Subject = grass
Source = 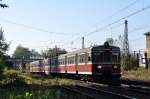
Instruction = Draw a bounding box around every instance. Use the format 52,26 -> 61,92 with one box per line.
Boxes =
122,68 -> 150,81
0,69 -> 81,99
4,68 -> 150,98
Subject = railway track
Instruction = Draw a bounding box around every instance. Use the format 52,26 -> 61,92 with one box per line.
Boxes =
121,78 -> 150,86
61,85 -> 136,99
128,85 -> 150,95
120,78 -> 150,96
71,80 -> 150,99
28,74 -> 150,98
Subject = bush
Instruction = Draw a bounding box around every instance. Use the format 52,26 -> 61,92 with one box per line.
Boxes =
0,56 -> 4,75
122,68 -> 150,81
16,92 -> 33,99
121,54 -> 138,70
2,70 -> 33,85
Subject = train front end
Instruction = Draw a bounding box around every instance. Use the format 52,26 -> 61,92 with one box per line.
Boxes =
91,42 -> 121,83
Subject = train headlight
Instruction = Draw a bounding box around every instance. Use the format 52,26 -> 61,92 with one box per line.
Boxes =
113,65 -> 118,69
97,65 -> 102,69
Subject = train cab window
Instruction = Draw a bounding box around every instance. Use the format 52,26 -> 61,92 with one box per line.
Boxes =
88,56 -> 91,61
93,51 -> 120,63
103,52 -> 111,62
111,53 -> 119,63
93,52 -> 102,62
93,52 -> 111,62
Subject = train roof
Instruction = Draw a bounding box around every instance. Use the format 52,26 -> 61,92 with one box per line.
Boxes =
59,45 -> 120,58
92,45 -> 120,49
59,47 -> 91,57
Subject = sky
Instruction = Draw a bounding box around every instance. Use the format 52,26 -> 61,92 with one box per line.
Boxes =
0,0 -> 150,55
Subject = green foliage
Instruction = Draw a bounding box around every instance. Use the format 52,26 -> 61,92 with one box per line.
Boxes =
121,54 -> 138,70
2,70 -> 33,85
42,46 -> 67,57
13,45 -> 31,58
0,0 -> 8,8
16,92 -> 33,99
0,71 -> 80,99
122,68 -> 150,81
30,49 -> 40,56
0,56 -> 4,74
106,38 -> 115,45
13,46 -> 40,59
0,28 -> 9,75
0,28 -> 9,54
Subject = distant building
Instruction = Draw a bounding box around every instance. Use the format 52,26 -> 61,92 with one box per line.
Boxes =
6,55 -> 44,71
4,55 -> 14,68
145,32 -> 150,59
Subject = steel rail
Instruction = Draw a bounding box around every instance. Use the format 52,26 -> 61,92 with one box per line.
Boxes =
60,86 -> 98,99
75,85 -> 137,99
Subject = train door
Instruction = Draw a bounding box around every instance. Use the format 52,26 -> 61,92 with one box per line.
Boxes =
75,54 -> 78,74
65,56 -> 67,73
49,58 -> 51,75
84,53 -> 88,73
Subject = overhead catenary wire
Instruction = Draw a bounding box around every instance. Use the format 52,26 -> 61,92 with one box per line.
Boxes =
0,1 -> 141,45
64,0 -> 140,46
130,24 -> 150,32
0,18 -> 72,35
67,4 -> 150,48
4,1 -> 149,52
92,0 -> 139,28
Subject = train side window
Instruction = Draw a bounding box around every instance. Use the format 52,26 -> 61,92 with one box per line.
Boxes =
49,60 -> 51,66
79,55 -> 82,63
73,56 -> 75,64
78,55 -> 80,63
63,58 -> 65,65
59,59 -> 61,65
70,57 -> 72,64
71,56 -> 75,64
79,54 -> 85,63
61,59 -> 63,65
83,54 -> 85,63
67,57 -> 70,64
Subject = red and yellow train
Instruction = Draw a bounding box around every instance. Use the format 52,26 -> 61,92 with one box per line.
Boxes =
30,42 -> 121,84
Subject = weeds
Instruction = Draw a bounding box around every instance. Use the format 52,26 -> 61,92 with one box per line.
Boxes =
0,70 -> 77,99
122,68 -> 150,81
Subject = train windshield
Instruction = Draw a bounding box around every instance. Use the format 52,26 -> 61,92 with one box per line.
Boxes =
93,52 -> 119,63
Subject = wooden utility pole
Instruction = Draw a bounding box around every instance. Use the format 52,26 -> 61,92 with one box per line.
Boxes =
136,53 -> 139,68
82,37 -> 85,49
145,52 -> 148,69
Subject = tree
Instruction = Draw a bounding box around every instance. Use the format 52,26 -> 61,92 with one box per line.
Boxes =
113,35 -> 138,70
13,45 -> 31,58
115,35 -> 124,51
30,49 -> 40,56
106,38 -> 115,45
0,0 -> 8,8
41,46 -> 67,58
0,28 -> 9,74
0,28 -> 9,54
